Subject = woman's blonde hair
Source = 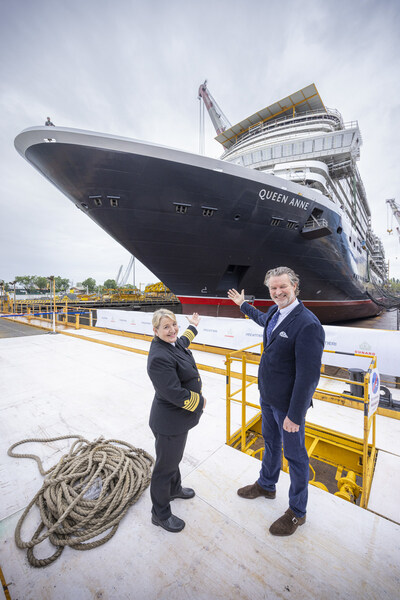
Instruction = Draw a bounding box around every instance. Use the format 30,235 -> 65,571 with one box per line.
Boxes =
152,308 -> 177,330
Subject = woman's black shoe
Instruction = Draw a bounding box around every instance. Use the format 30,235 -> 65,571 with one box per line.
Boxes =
151,514 -> 185,532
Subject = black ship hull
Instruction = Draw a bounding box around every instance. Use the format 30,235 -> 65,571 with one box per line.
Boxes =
15,127 -> 382,324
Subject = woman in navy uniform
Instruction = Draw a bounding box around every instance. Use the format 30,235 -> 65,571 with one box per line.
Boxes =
147,309 -> 206,532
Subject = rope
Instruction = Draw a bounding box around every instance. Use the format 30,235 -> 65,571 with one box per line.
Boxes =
7,435 -> 154,568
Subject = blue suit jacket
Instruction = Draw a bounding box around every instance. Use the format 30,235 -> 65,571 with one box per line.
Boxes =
241,301 -> 325,424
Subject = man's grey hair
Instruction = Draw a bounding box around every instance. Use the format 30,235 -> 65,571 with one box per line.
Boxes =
264,266 -> 300,297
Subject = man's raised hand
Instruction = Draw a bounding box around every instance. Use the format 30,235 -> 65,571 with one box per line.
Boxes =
227,288 -> 245,306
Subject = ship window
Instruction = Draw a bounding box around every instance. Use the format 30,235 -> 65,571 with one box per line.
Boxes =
270,217 -> 283,227
343,132 -> 353,146
324,136 -> 333,150
89,195 -> 102,207
333,134 -> 343,149
311,208 -> 323,219
273,145 -> 282,159
253,150 -> 262,163
283,144 -> 292,157
286,220 -> 299,230
243,154 -> 252,166
314,138 -> 323,151
174,203 -> 191,214
107,196 -> 120,207
262,148 -> 272,160
202,206 -> 218,217
304,140 -> 313,153
293,142 -> 303,155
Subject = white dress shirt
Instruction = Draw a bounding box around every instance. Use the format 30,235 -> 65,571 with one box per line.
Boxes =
273,298 -> 299,330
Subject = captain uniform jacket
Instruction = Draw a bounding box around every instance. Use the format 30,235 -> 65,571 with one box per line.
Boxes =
147,325 -> 205,435
241,301 -> 325,425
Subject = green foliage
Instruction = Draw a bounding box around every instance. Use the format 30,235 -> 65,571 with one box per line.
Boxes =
81,278 -> 97,293
15,275 -> 36,293
35,276 -> 49,292
103,279 -> 117,289
8,275 -> 71,293
388,278 -> 400,294
55,277 -> 70,292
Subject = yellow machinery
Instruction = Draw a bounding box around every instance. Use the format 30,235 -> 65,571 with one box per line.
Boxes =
225,343 -> 377,509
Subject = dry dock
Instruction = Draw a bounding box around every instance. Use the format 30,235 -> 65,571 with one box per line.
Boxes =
1,321 -> 400,599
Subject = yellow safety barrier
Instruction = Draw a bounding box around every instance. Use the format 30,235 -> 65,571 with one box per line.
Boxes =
225,344 -> 378,509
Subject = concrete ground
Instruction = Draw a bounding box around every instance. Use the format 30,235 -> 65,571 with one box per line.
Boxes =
0,320 -> 400,599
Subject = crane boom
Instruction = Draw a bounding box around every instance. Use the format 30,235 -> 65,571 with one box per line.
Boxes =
386,198 -> 400,226
118,255 -> 135,287
198,80 -> 231,135
386,198 -> 400,244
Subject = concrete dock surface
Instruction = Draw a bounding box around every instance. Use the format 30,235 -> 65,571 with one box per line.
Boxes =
1,322 -> 400,599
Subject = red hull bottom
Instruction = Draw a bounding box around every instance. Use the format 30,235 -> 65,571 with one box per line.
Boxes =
178,297 -> 382,324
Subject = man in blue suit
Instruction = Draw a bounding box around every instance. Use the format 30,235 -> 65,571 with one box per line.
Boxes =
227,266 -> 325,536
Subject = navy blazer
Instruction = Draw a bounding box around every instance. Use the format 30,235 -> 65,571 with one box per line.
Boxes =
241,301 -> 325,424
147,325 -> 205,435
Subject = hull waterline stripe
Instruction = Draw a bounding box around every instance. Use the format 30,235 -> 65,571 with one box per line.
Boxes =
177,296 -> 377,307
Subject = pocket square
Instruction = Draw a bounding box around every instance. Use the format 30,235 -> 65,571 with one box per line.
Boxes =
279,331 -> 288,338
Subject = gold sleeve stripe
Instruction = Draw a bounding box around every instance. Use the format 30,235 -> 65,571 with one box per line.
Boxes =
182,328 -> 195,342
183,391 -> 200,412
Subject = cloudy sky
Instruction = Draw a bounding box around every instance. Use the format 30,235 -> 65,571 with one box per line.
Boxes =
1,0 -> 400,288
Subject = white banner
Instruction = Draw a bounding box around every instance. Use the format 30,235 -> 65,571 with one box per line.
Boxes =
95,309 -> 399,377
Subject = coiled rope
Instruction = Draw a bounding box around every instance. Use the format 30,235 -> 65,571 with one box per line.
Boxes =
7,435 -> 154,568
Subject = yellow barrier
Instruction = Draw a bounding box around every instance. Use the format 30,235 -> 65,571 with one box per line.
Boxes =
225,344 -> 378,509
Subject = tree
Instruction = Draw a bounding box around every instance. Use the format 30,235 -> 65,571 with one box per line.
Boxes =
55,277 -> 70,292
15,275 -> 36,293
81,278 -> 96,293
35,276 -> 49,293
103,279 -> 117,289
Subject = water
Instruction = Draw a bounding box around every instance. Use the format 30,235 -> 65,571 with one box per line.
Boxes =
334,308 -> 399,331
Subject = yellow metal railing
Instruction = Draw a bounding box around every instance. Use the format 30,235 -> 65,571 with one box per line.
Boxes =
225,344 -> 378,509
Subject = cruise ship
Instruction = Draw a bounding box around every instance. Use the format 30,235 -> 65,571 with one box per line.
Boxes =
14,83 -> 387,323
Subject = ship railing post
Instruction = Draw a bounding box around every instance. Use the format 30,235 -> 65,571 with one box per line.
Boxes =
241,355 -> 247,453
360,356 -> 377,510
361,369 -> 369,509
226,353 -> 231,445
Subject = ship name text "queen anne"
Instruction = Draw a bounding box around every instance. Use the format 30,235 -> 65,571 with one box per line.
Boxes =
259,188 -> 310,211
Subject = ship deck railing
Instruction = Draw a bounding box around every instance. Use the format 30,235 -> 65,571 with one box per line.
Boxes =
222,110 -> 359,157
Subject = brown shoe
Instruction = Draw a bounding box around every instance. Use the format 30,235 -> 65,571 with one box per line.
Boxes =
237,481 -> 276,499
269,508 -> 306,536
